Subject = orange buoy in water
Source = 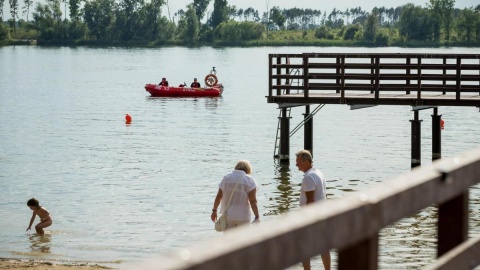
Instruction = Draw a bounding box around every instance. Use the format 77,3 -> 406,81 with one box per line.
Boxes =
440,119 -> 445,129
125,114 -> 132,124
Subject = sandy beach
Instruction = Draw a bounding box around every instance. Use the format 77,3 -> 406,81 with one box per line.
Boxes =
0,258 -> 113,270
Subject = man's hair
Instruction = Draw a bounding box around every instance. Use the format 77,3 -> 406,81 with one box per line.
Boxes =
235,160 -> 252,175
27,198 -> 39,207
296,150 -> 313,164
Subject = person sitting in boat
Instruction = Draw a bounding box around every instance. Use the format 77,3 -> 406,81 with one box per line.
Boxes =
190,78 -> 201,88
159,78 -> 169,86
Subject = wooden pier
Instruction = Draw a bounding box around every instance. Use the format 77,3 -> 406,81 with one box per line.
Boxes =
267,53 -> 480,165
132,53 -> 480,270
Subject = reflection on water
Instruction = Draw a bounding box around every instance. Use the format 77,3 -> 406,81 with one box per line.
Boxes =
28,233 -> 52,254
380,206 -> 438,269
146,96 -> 223,108
265,163 -> 299,216
266,160 -> 364,216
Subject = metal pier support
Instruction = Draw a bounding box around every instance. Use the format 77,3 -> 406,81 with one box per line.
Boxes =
303,105 -> 313,155
279,108 -> 291,163
411,111 -> 422,168
432,108 -> 442,161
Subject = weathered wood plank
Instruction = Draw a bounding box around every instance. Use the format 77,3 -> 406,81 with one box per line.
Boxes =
338,236 -> 379,270
425,237 -> 480,270
438,193 -> 469,257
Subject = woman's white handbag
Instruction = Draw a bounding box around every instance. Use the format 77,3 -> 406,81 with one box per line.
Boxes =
215,214 -> 227,232
214,179 -> 240,232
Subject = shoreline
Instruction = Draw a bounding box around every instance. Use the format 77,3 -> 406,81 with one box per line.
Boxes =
2,37 -> 480,48
0,258 -> 114,270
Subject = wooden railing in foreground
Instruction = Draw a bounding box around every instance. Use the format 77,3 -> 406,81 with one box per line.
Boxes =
136,148 -> 480,270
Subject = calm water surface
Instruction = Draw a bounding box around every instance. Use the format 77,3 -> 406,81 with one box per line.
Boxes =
1,46 -> 479,269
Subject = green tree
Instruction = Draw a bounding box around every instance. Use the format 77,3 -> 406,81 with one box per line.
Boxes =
214,20 -> 264,41
375,30 -> 390,46
32,3 -> 54,39
456,7 -> 479,42
236,8 -> 243,21
22,0 -> 33,21
325,8 -> 344,29
428,0 -> 441,41
210,0 -> 228,29
0,0 -> 5,20
68,0 -> 87,39
0,21 -> 9,40
428,0 -> 455,41
157,16 -> 175,40
61,0 -> 67,19
398,4 -> 432,41
69,0 -> 82,20
83,0 -> 115,40
363,9 -> 379,41
243,7 -> 259,22
193,0 -> 210,22
269,6 -> 286,28
177,4 -> 199,43
138,0 -> 164,41
68,19 -> 87,39
227,4 -> 236,19
302,8 -> 316,29
114,0 -> 145,40
343,23 -> 362,40
315,25 -> 334,39
47,0 -> 62,22
440,0 -> 455,41
32,0 -> 63,40
197,25 -> 211,41
9,0 -> 19,32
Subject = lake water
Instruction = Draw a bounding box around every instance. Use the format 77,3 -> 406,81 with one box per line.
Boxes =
1,45 -> 479,269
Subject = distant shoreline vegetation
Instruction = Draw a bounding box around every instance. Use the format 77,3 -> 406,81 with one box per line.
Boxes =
1,0 -> 479,47
6,36 -> 478,48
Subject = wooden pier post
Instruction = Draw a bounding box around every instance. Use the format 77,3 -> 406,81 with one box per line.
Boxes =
338,236 -> 379,270
438,192 -> 469,257
411,111 -> 422,168
432,108 -> 442,161
303,105 -> 313,155
279,108 -> 291,163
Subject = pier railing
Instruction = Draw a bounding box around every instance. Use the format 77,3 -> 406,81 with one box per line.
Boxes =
268,53 -> 480,107
136,147 -> 480,270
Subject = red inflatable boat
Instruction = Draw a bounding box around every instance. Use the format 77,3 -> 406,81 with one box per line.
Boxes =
145,84 -> 223,97
145,67 -> 224,97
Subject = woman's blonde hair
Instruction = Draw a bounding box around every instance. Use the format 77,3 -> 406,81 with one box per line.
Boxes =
235,160 -> 252,175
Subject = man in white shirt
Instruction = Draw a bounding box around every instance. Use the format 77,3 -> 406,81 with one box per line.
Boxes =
296,150 -> 331,270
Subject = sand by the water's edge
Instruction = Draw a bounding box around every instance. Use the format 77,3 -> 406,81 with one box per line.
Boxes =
0,258 -> 115,270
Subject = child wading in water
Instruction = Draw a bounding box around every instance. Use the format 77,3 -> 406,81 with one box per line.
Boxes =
26,198 -> 52,234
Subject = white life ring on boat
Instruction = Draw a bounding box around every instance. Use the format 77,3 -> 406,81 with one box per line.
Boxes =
205,74 -> 218,87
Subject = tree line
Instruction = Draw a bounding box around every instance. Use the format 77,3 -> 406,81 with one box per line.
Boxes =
0,0 -> 479,45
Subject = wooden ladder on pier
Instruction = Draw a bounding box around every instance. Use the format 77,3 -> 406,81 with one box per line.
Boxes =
273,104 -> 325,158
